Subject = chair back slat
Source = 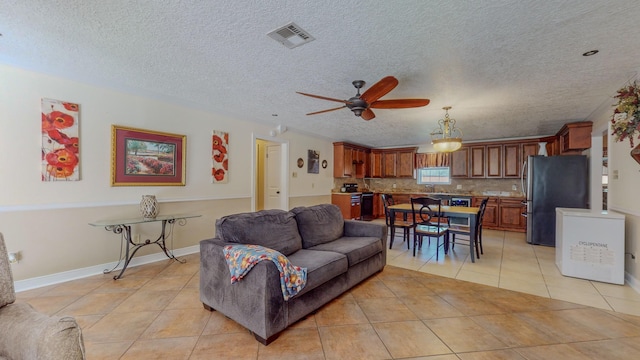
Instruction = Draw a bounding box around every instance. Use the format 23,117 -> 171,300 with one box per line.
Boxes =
410,197 -> 444,227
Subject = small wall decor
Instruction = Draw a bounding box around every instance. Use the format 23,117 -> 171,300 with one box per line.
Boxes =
41,98 -> 80,181
111,125 -> 186,186
611,81 -> 640,147
321,159 -> 328,169
211,130 -> 229,183
307,149 -> 319,174
297,158 -> 304,168
139,195 -> 159,219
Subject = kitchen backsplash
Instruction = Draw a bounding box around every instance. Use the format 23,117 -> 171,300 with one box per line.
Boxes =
334,177 -> 525,197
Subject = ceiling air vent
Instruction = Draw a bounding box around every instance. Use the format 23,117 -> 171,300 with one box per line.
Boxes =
267,22 -> 315,49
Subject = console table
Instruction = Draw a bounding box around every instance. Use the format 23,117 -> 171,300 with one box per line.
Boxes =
89,213 -> 201,279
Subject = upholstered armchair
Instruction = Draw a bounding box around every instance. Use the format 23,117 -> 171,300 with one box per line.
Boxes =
0,233 -> 85,360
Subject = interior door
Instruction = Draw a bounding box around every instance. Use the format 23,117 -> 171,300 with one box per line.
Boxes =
265,144 -> 281,210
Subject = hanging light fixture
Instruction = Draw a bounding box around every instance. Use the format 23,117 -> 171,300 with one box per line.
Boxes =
431,106 -> 463,152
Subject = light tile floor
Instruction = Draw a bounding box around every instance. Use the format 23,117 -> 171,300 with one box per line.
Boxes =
13,225 -> 640,359
385,222 -> 640,316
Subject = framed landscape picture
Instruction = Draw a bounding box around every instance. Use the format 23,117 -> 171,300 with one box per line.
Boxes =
111,125 -> 186,186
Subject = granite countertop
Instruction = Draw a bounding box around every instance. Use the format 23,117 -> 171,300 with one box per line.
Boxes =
331,190 -> 525,198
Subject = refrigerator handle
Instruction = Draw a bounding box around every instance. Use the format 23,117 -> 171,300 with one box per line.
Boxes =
520,160 -> 528,197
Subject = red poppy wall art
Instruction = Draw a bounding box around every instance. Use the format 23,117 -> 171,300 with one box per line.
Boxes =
211,130 -> 229,183
41,98 -> 80,181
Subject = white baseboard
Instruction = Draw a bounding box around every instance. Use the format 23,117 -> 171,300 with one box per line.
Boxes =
13,245 -> 200,292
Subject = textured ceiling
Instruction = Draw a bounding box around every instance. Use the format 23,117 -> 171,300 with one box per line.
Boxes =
2,0 -> 640,148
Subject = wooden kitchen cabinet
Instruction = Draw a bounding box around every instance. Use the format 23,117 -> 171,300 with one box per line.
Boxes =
331,193 -> 360,220
522,141 -> 539,162
470,146 -> 485,178
382,151 -> 397,177
451,147 -> 470,178
502,143 -> 521,178
473,196 -> 525,232
381,147 -> 417,178
474,196 -> 498,228
486,144 -> 502,178
369,150 -> 383,178
333,142 -> 369,178
558,121 -> 592,154
498,197 -> 526,231
333,143 -> 353,178
396,148 -> 416,178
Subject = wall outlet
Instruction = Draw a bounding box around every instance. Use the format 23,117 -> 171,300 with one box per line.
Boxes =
8,251 -> 19,264
456,185 -> 462,190
392,183 -> 396,189
512,184 -> 518,191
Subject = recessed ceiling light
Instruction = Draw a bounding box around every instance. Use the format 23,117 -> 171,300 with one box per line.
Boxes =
582,50 -> 599,56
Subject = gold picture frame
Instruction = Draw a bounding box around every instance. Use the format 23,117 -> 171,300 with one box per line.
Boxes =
111,125 -> 186,186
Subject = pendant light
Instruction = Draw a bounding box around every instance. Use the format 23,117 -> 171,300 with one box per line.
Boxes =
431,106 -> 463,152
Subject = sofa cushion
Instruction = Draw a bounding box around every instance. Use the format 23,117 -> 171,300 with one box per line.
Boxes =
291,204 -> 344,248
215,209 -> 302,256
287,249 -> 348,297
308,236 -> 382,267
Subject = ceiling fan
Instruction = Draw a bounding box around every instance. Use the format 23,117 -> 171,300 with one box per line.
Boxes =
296,76 -> 430,120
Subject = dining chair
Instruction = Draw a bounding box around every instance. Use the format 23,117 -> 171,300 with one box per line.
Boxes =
449,197 -> 488,259
381,194 -> 413,249
410,197 -> 449,259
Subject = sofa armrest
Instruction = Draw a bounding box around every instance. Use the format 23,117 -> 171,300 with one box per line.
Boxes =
199,238 -> 287,340
344,220 -> 387,243
0,303 -> 85,360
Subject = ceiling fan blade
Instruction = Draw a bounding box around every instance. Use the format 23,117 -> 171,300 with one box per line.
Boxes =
306,105 -> 347,116
296,92 -> 350,104
361,108 -> 376,120
360,76 -> 399,103
369,99 -> 431,109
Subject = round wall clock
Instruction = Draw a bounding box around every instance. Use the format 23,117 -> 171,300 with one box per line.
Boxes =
297,158 -> 304,168
321,160 -> 328,168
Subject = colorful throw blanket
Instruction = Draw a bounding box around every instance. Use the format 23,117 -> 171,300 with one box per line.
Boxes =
223,244 -> 307,300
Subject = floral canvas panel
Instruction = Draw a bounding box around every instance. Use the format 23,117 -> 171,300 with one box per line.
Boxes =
41,98 -> 80,181
212,130 -> 229,183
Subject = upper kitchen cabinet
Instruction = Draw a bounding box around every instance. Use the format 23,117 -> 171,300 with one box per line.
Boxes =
396,148 -> 416,178
486,144 -> 503,178
469,146 -> 485,178
502,143 -> 521,178
558,121 -> 592,155
381,147 -> 417,178
521,141 -> 539,162
450,147 -> 470,178
333,142 -> 370,178
369,149 -> 383,178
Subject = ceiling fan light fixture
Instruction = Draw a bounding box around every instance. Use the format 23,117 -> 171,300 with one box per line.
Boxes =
431,106 -> 463,152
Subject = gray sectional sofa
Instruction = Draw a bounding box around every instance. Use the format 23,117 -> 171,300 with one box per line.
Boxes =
199,204 -> 387,345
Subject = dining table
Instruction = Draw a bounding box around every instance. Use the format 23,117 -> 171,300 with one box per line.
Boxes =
388,203 -> 481,263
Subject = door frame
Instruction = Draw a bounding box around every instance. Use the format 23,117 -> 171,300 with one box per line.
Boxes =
252,133 -> 289,211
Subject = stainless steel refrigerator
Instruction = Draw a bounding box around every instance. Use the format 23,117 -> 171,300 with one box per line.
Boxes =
522,155 -> 589,246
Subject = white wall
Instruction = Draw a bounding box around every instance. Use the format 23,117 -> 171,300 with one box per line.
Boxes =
0,64 -> 333,283
587,93 -> 640,287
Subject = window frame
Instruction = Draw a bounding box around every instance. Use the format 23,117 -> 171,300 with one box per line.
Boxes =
416,166 -> 451,185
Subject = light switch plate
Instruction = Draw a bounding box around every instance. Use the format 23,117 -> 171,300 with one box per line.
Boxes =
456,185 -> 462,189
